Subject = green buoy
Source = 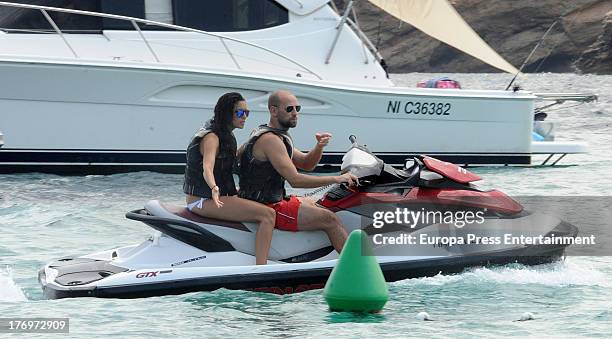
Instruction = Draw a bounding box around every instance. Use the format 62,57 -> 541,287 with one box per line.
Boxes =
324,230 -> 389,312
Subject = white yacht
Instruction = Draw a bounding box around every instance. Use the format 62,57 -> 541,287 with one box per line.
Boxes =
0,0 -> 591,174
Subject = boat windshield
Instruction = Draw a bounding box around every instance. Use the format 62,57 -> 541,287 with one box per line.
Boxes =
0,0 -> 289,33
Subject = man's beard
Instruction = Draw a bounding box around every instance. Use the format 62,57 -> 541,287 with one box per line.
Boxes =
278,116 -> 297,129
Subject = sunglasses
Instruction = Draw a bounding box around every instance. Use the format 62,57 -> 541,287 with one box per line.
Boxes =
273,105 -> 301,113
286,105 -> 301,113
235,109 -> 250,118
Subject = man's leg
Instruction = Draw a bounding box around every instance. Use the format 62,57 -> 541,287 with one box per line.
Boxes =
296,197 -> 348,252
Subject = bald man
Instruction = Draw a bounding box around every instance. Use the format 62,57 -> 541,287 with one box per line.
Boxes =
238,90 -> 357,257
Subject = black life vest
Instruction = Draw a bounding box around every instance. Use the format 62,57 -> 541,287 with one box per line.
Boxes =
238,125 -> 293,204
183,121 -> 237,198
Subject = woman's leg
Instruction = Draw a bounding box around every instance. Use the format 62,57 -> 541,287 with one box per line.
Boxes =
187,196 -> 276,265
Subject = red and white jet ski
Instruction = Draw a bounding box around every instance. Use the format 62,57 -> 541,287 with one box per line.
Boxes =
39,136 -> 577,299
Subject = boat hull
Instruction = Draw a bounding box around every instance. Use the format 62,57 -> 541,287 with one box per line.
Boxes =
0,60 -> 537,172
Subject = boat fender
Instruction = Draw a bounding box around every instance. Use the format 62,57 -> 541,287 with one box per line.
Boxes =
417,77 -> 461,89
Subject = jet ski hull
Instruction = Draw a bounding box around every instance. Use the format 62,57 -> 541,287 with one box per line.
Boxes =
40,221 -> 575,299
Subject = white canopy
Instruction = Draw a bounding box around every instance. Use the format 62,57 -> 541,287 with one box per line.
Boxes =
367,0 -> 519,74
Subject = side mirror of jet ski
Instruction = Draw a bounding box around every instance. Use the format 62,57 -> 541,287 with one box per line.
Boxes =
404,158 -> 418,170
347,135 -> 370,151
348,134 -> 357,145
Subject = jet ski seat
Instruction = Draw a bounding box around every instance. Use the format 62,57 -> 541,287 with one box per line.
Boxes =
159,202 -> 250,232
128,200 -> 334,260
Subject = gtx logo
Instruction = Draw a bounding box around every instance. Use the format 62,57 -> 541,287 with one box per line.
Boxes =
136,271 -> 157,278
135,270 -> 172,279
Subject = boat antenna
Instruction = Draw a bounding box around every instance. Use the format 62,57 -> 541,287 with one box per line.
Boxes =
375,20 -> 382,50
532,38 -> 559,73
505,20 -> 559,91
330,0 -> 339,13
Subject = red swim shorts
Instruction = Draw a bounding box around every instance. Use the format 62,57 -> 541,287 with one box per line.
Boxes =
267,195 -> 301,232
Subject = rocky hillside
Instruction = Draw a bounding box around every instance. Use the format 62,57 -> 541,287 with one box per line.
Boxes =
337,0 -> 612,74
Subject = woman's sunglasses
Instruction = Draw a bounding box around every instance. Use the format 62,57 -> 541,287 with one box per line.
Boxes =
235,109 -> 250,118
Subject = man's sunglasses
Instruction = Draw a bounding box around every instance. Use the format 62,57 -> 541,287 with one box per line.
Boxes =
235,109 -> 250,118
273,105 -> 301,113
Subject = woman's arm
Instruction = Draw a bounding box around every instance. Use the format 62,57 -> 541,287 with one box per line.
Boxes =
200,133 -> 223,207
236,143 -> 246,158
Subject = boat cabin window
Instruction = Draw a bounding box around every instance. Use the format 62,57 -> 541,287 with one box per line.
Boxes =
0,0 -> 288,33
172,0 -> 289,32
0,0 -> 105,33
0,0 -> 145,32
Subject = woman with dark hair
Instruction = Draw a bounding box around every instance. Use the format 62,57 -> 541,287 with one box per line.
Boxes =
184,92 -> 276,265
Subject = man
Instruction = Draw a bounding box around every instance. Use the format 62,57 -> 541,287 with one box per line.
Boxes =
238,90 -> 358,255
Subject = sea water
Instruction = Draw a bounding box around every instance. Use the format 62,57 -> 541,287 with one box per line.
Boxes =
0,73 -> 610,338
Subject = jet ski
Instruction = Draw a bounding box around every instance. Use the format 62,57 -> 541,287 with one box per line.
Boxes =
39,136 -> 578,299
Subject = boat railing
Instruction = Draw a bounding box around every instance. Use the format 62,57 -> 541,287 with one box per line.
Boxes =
534,93 -> 598,114
0,1 -> 323,80
325,0 -> 353,64
328,1 -> 385,68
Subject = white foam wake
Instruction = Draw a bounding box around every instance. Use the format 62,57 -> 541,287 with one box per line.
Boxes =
395,257 -> 610,288
0,267 -> 27,302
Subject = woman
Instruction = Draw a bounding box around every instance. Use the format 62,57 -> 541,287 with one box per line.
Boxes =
184,92 -> 276,265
